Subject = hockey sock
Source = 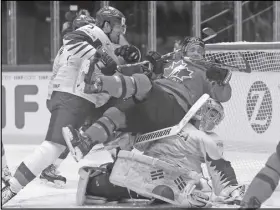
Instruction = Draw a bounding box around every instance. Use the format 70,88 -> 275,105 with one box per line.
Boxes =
242,152 -> 280,206
9,141 -> 66,193
85,107 -> 126,144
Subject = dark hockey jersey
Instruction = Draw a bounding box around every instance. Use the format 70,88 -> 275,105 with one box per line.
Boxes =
155,59 -> 232,112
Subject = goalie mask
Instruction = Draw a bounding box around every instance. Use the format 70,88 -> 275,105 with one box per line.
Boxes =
193,98 -> 224,132
181,37 -> 205,61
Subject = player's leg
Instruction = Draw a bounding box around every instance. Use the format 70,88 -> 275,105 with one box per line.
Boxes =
2,92 -> 96,205
240,141 -> 280,208
2,141 -> 12,187
62,76 -> 187,162
39,98 -> 69,187
39,148 -> 69,187
77,163 -> 145,205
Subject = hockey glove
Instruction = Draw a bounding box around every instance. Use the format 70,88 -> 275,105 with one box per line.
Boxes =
115,45 -> 141,64
145,51 -> 164,75
206,66 -> 232,86
98,50 -> 118,76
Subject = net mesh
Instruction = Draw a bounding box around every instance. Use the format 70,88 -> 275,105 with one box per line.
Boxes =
204,42 -> 280,186
205,42 -> 280,72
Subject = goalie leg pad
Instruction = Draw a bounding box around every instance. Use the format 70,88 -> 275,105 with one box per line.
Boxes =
76,166 -> 108,205
100,74 -> 152,100
109,150 -> 203,207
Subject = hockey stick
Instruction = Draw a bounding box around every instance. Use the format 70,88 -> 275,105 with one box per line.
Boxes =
116,28 -> 217,70
134,93 -> 209,145
202,27 -> 217,42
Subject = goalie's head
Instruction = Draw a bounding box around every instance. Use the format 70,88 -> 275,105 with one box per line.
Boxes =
193,98 -> 224,132
181,36 -> 205,61
96,6 -> 126,44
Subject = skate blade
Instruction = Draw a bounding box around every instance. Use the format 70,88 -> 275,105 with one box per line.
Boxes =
40,178 -> 66,189
62,127 -> 80,162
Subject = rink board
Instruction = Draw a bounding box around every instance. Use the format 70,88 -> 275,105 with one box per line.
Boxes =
2,143 -> 280,208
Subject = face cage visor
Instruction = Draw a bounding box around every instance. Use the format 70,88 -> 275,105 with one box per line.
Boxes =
181,43 -> 206,61
194,101 -> 224,132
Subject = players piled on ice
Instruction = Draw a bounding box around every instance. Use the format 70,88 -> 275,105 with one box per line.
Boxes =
3,5 -> 272,208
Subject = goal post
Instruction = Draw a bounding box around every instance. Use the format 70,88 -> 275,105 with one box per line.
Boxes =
205,42 -> 280,185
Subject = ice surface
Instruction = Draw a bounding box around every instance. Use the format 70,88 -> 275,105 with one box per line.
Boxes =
3,143 -> 280,208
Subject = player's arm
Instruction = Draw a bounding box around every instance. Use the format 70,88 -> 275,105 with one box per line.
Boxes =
204,63 -> 232,103
63,27 -> 103,61
240,141 -> 280,208
207,82 -> 232,103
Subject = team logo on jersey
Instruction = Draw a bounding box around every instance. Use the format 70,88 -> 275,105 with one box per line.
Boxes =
246,81 -> 272,134
164,60 -> 193,83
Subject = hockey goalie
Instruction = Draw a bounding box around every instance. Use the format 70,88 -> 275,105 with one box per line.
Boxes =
74,96 -> 246,207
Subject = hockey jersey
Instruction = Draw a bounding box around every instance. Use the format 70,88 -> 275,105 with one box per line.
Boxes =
155,59 -> 232,112
135,123 -> 224,174
48,24 -> 126,107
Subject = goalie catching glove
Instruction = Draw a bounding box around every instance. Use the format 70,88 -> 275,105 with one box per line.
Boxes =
115,45 -> 141,64
205,64 -> 232,86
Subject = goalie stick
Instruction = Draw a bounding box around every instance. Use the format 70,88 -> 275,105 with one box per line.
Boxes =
93,94 -> 209,152
134,93 -> 210,145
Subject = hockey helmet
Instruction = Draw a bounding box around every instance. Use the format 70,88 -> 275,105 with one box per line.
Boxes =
181,36 -> 205,60
95,6 -> 126,34
72,12 -> 95,30
193,98 -> 224,132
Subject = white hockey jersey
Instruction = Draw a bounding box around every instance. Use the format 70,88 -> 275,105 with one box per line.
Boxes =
135,123 -> 224,174
48,24 -> 126,107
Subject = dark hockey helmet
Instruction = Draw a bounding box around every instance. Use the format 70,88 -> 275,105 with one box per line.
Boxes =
72,13 -> 95,30
181,36 -> 205,59
95,6 -> 126,34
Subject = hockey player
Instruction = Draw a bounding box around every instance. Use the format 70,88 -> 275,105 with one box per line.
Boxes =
2,6 -> 141,205
62,36 -> 232,162
75,98 -> 245,207
2,141 -> 12,187
240,141 -> 280,208
38,9 -> 97,188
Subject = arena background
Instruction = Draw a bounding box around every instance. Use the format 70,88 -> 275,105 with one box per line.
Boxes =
1,1 -> 280,208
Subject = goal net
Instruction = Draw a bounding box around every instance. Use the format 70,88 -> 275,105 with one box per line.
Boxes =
204,42 -> 280,186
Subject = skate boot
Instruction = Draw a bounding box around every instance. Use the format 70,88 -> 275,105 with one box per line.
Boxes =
40,164 -> 66,188
2,165 -> 12,187
62,125 -> 96,162
2,185 -> 17,205
216,184 -> 248,205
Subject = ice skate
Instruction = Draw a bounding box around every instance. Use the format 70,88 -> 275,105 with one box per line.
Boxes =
39,164 -> 66,188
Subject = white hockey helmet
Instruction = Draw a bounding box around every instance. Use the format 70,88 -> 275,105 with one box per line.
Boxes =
193,98 -> 225,132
